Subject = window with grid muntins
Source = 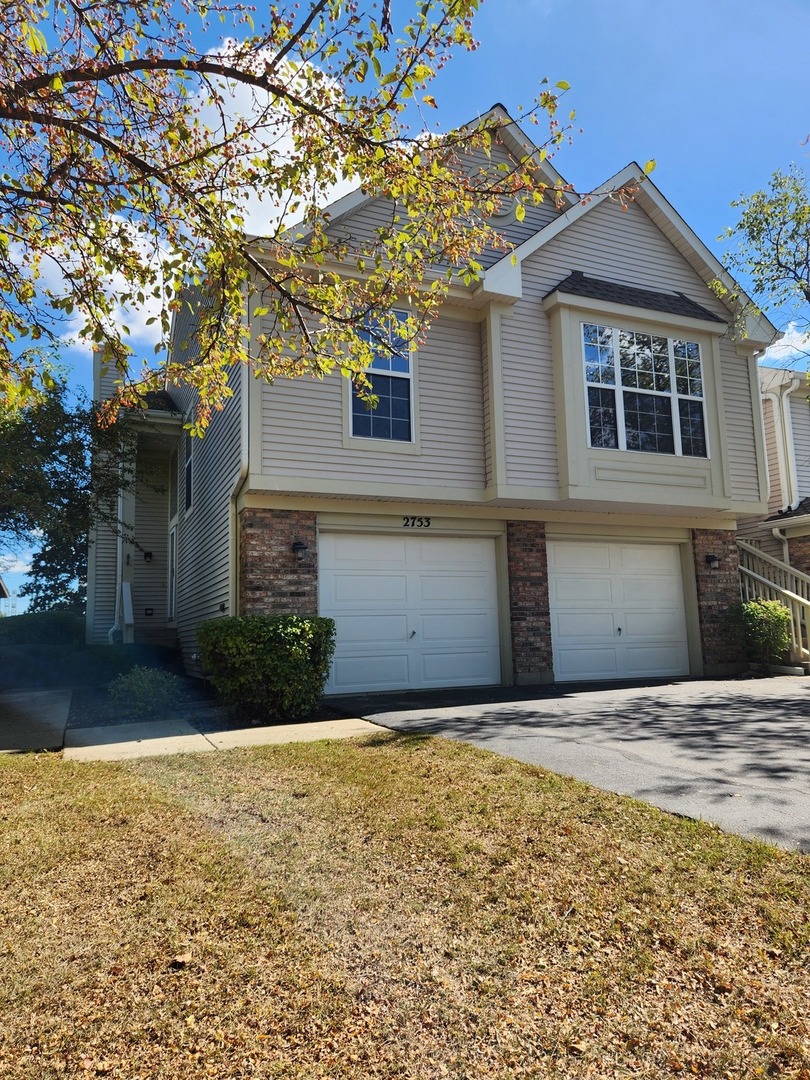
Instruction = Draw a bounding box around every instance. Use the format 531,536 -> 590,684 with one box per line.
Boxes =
582,322 -> 707,457
351,309 -> 412,442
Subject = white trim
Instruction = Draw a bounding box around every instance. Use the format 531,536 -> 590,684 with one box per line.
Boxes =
487,163 -> 778,347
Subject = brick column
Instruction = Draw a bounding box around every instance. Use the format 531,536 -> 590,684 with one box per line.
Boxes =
787,534 -> 810,576
691,528 -> 745,675
507,521 -> 554,684
239,509 -> 318,615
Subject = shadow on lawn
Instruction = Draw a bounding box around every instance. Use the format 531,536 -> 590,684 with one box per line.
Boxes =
332,678 -> 810,852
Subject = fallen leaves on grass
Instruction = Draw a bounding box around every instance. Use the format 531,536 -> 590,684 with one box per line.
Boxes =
0,736 -> 809,1078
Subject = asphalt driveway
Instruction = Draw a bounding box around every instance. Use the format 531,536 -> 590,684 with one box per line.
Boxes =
332,675 -> 810,853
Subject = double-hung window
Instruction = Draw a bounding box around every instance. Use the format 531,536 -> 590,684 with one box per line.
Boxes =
351,310 -> 413,443
583,322 -> 707,457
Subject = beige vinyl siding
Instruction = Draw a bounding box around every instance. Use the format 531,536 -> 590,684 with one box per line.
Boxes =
502,199 -> 756,496
763,398 -> 784,514
719,340 -> 760,502
326,143 -> 560,271
481,320 -> 492,487
500,288 -> 558,488
168,290 -> 243,663
86,514 -> 119,644
171,363 -> 242,664
260,314 -> 485,490
132,450 -> 174,646
789,391 -> 810,500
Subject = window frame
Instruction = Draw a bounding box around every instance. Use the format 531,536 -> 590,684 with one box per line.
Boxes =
581,321 -> 710,459
344,308 -> 420,454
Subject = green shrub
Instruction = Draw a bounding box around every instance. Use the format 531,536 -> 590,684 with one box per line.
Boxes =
107,665 -> 183,719
0,609 -> 85,646
196,615 -> 336,721
737,599 -> 792,672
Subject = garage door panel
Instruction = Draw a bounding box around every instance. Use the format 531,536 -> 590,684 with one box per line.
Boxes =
550,544 -> 611,570
329,653 -> 410,691
334,615 -> 407,644
620,577 -> 681,605
622,610 -> 685,638
421,649 -> 500,684
555,612 -> 615,639
616,544 -> 679,572
416,538 -> 492,567
551,576 -> 614,604
321,532 -> 500,693
420,612 -> 492,642
548,540 -> 689,682
622,645 -> 690,677
324,534 -> 408,569
417,573 -> 493,603
331,572 -> 408,605
554,647 -> 620,679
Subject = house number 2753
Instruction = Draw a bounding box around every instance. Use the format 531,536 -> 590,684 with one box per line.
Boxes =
402,516 -> 431,528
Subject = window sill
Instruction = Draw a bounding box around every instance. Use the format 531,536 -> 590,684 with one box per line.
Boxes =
342,433 -> 422,455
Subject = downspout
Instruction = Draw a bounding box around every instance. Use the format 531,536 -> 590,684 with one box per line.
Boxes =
778,376 -> 802,510
772,526 -> 790,565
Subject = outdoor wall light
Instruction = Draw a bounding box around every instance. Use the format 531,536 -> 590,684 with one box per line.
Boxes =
291,540 -> 310,563
705,553 -> 720,569
143,551 -> 153,563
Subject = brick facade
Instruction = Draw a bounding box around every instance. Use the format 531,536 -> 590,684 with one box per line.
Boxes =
787,534 -> 810,576
506,521 -> 554,683
239,509 -> 318,616
691,528 -> 745,674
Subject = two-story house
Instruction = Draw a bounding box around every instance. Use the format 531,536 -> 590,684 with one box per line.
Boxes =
86,108 -> 777,693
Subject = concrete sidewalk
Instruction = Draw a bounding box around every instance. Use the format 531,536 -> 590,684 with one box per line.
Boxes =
0,687 -> 382,759
0,689 -> 72,752
63,716 -> 382,761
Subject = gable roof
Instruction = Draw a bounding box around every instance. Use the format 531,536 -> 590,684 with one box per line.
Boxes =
285,103 -> 579,238
481,163 -> 779,348
546,270 -> 726,324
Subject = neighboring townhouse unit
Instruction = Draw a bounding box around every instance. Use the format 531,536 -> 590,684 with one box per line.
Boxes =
737,364 -> 810,569
87,109 -> 777,693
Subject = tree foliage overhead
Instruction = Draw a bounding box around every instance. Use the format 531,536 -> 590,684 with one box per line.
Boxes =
0,0 -> 576,428
722,166 -> 810,336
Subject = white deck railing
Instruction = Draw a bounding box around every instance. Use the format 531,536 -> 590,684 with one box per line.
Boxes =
737,539 -> 810,661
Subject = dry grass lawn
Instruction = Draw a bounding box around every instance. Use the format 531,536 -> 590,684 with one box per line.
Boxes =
1,731 -> 809,1078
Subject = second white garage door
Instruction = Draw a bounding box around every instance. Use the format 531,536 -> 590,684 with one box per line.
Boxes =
547,540 -> 690,682
320,532 -> 500,694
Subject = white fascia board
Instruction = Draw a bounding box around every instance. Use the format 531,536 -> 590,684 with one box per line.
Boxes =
629,170 -> 779,348
759,365 -> 803,394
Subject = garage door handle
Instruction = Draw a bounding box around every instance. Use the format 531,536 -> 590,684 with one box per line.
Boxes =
410,630 -> 416,639
617,627 -> 622,636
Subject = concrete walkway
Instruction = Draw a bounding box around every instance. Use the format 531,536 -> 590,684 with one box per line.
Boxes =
334,676 -> 810,853
0,688 -> 381,759
63,716 -> 382,761
0,689 -> 72,752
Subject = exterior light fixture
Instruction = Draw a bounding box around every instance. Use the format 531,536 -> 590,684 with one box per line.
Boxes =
705,553 -> 720,569
143,551 -> 153,563
291,541 -> 310,562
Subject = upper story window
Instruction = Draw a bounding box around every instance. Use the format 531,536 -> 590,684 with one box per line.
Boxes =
583,322 -> 707,458
351,310 -> 413,443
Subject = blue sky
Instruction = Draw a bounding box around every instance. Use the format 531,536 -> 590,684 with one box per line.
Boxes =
3,0 -> 809,609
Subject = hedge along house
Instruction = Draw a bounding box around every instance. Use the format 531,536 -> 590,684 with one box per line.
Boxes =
87,106 -> 777,693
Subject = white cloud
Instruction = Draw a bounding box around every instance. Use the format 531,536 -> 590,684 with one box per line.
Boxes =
760,321 -> 810,368
0,554 -> 33,575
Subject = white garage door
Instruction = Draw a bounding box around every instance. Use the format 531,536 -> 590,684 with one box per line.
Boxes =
547,541 -> 690,682
320,532 -> 500,694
